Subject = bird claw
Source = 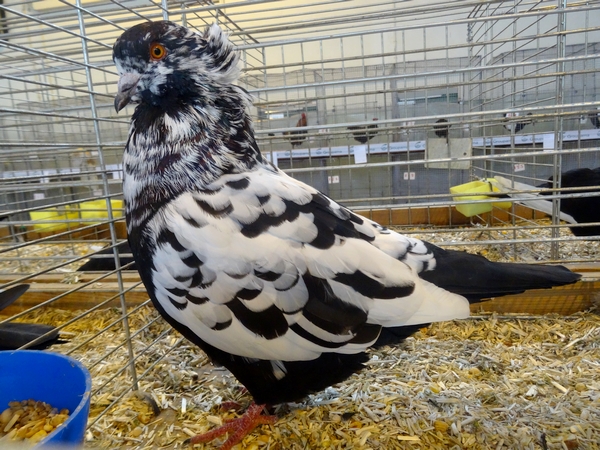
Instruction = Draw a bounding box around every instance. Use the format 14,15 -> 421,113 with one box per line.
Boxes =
187,403 -> 276,449
220,400 -> 244,412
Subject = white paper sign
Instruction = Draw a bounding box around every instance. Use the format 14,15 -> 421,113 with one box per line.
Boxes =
353,145 -> 367,164
543,133 -> 555,151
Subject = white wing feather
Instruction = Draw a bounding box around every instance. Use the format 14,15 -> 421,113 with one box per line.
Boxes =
147,168 -> 470,361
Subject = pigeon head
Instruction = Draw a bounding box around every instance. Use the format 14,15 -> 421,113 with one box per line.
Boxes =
114,21 -> 261,222
113,21 -> 240,112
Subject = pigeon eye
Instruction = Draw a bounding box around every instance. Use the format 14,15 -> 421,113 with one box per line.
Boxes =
150,43 -> 167,61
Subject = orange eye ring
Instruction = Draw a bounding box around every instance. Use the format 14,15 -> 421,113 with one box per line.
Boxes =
150,43 -> 167,61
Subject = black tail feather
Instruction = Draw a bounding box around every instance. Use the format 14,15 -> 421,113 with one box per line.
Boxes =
419,244 -> 580,302
374,324 -> 426,348
0,284 -> 30,311
0,323 -> 64,350
77,241 -> 136,271
374,245 -> 580,349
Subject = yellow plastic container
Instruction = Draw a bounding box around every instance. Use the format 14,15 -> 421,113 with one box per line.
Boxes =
79,199 -> 124,225
30,207 -> 80,232
450,178 -> 511,217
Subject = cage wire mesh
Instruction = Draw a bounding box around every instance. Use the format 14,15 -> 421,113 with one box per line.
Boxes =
0,0 -> 599,445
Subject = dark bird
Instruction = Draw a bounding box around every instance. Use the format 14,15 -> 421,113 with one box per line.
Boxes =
537,168 -> 600,235
77,241 -> 137,271
589,108 -> 600,129
113,21 -> 580,449
348,118 -> 378,144
493,169 -> 600,236
0,284 -> 63,350
503,112 -> 533,133
283,112 -> 307,148
0,284 -> 30,311
433,118 -> 451,139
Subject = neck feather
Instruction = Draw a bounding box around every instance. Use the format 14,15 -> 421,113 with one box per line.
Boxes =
122,84 -> 262,229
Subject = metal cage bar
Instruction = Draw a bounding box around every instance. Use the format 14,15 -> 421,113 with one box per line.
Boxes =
0,0 -> 598,445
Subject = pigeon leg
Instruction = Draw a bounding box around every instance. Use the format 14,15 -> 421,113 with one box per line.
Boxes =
187,403 -> 276,450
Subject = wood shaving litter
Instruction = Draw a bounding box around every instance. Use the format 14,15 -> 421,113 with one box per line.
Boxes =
0,242 -> 101,274
0,218 -> 598,449
3,306 -> 597,450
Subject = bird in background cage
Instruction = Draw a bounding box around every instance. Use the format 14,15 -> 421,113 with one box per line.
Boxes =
0,284 -> 29,311
0,284 -> 64,350
589,107 -> 600,129
112,21 -> 581,450
492,167 -> 600,237
348,118 -> 378,144
433,118 -> 451,139
282,112 -> 307,148
76,241 -> 136,272
503,111 -> 534,133
73,148 -> 99,175
398,120 -> 415,138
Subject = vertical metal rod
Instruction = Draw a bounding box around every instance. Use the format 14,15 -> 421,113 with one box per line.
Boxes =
399,29 -> 409,200
340,36 -> 347,122
279,44 -> 290,167
317,39 -> 329,165
466,16 -> 475,193
532,12 -> 541,186
361,33 -> 367,120
75,0 -> 139,390
181,2 -> 187,28
301,40 -> 313,184
579,7 -> 590,168
551,0 -> 567,260
445,24 -> 452,199
339,36 -> 351,193
381,31 -> 388,142
261,45 -> 269,153
161,0 -> 169,21
422,27 -> 427,116
483,5 -> 492,189
510,0 -> 518,257
380,30 -> 391,201
360,33 -> 370,198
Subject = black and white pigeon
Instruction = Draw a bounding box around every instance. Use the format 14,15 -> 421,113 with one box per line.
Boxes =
503,111 -> 533,133
589,107 -> 600,129
433,118 -> 451,139
493,168 -> 600,237
113,21 -> 580,449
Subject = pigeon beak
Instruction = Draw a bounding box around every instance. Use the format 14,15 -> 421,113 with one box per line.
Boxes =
114,72 -> 140,113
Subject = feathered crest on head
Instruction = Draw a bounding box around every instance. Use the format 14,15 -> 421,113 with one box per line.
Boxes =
198,23 -> 240,85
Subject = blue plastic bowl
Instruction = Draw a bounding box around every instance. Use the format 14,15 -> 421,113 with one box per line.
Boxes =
0,350 -> 92,448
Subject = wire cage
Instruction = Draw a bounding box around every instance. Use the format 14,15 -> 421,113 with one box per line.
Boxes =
0,0 -> 599,447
